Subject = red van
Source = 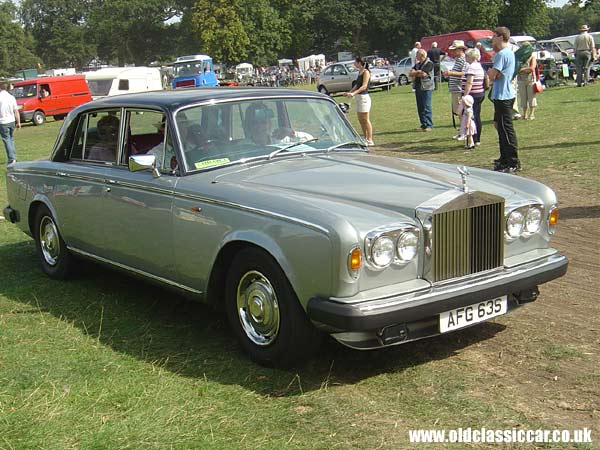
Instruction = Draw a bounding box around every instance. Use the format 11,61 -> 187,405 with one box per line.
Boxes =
12,75 -> 92,126
421,30 -> 495,63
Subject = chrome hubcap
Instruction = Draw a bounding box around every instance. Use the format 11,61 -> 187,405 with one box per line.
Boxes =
236,270 -> 280,346
39,216 -> 60,266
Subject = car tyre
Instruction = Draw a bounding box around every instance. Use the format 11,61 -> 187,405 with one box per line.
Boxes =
398,75 -> 409,86
225,247 -> 321,367
33,205 -> 73,279
32,110 -> 46,126
317,85 -> 329,95
53,114 -> 66,121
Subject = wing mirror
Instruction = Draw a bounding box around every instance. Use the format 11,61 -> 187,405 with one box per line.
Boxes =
129,154 -> 160,178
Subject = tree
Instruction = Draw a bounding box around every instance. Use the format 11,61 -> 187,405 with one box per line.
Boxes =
191,0 -> 249,64
87,0 -> 181,66
20,0 -> 95,68
0,1 -> 39,76
498,0 -> 551,37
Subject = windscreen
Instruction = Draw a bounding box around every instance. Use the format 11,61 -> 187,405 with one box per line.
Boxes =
175,97 -> 360,172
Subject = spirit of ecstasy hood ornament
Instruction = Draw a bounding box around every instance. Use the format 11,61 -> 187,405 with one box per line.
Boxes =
457,166 -> 470,193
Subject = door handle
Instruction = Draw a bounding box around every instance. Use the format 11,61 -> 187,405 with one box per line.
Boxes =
106,187 -> 111,192
56,171 -> 67,177
106,179 -> 117,184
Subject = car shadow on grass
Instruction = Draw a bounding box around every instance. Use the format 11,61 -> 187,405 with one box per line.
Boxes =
0,240 -> 506,397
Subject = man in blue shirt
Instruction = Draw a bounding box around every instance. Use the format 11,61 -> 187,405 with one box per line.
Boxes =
487,26 -> 520,172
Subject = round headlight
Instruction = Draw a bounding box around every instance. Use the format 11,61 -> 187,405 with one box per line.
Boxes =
371,236 -> 395,267
506,209 -> 525,238
525,206 -> 543,234
397,231 -> 419,262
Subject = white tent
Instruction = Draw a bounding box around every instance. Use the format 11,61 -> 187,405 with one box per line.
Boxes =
278,59 -> 293,67
297,54 -> 326,71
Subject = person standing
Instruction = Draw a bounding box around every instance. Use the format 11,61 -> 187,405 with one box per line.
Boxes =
0,81 -> 21,166
462,48 -> 486,146
427,42 -> 446,89
343,56 -> 374,145
409,49 -> 435,131
574,24 -> 597,87
410,41 -> 422,67
488,26 -> 520,173
516,41 -> 538,120
443,40 -> 467,139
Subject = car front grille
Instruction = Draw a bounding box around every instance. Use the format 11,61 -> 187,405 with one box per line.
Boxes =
431,201 -> 504,282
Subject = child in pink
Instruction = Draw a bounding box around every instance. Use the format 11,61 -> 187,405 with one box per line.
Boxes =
458,95 -> 477,150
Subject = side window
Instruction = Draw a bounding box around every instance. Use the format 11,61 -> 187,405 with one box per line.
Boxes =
322,67 -> 333,76
82,110 -> 122,163
69,115 -> 88,160
333,65 -> 345,75
231,103 -> 245,140
118,79 -> 129,90
125,110 -> 166,164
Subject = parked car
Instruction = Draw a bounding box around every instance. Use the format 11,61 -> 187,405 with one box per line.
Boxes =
11,75 -> 92,126
393,57 -> 412,85
510,36 -> 556,61
317,61 -> 395,95
4,88 -> 568,366
537,40 -> 571,62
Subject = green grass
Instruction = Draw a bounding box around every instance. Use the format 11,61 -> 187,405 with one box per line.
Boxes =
1,84 -> 599,449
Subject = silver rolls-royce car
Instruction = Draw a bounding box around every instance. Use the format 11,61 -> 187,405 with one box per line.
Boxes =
4,88 -> 568,366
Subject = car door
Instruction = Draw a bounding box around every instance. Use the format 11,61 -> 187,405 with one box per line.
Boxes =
99,108 -> 178,281
51,109 -> 122,257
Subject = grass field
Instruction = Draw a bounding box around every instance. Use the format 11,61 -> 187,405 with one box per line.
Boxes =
1,83 -> 598,449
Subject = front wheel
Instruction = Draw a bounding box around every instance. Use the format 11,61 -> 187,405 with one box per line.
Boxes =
32,110 -> 46,126
33,205 -> 73,278
225,247 -> 321,366
317,85 -> 329,95
398,75 -> 409,86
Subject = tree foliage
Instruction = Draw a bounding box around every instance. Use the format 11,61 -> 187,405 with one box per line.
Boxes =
2,0 -> 595,71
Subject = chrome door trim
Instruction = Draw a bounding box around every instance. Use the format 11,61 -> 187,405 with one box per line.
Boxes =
68,247 -> 203,295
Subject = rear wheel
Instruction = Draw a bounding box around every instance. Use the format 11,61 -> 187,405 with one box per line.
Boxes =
398,75 -> 409,86
33,205 -> 73,279
32,110 -> 46,126
317,85 -> 329,95
53,114 -> 66,121
225,247 -> 321,366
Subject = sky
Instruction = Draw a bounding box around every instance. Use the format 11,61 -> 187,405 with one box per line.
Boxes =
549,0 -> 570,6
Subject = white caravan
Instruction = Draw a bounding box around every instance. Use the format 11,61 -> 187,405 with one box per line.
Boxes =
85,67 -> 163,99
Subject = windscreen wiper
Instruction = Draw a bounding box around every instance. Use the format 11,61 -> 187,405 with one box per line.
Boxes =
268,138 -> 319,160
325,141 -> 368,153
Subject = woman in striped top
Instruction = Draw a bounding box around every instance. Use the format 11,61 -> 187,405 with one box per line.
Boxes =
461,48 -> 486,146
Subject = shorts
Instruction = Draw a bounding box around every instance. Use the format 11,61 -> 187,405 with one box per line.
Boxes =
355,94 -> 371,113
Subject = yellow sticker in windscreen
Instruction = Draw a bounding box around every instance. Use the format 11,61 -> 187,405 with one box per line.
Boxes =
195,158 -> 230,169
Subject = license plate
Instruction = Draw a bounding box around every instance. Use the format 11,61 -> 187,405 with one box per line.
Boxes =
439,296 -> 508,333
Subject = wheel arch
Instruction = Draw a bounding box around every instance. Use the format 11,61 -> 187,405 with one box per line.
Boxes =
206,227 -> 329,312
28,198 -> 59,236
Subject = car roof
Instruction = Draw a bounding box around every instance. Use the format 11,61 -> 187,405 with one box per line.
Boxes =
79,87 -> 329,112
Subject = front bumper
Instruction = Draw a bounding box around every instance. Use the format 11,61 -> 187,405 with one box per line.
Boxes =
19,111 -> 34,122
307,253 -> 568,334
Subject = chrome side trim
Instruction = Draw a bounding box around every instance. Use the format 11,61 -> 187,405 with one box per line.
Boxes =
14,171 -> 328,234
68,247 -> 203,295
174,192 -> 330,234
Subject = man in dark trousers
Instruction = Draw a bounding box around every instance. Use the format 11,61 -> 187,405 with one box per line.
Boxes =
427,42 -> 445,89
487,26 -> 520,173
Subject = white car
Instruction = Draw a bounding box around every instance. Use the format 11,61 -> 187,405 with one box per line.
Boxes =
393,57 -> 413,85
317,61 -> 395,95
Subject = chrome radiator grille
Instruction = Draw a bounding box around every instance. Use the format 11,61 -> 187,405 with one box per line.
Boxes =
432,201 -> 504,282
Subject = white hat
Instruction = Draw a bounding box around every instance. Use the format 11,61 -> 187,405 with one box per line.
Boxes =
580,24 -> 590,32
449,40 -> 467,50
462,95 -> 474,107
